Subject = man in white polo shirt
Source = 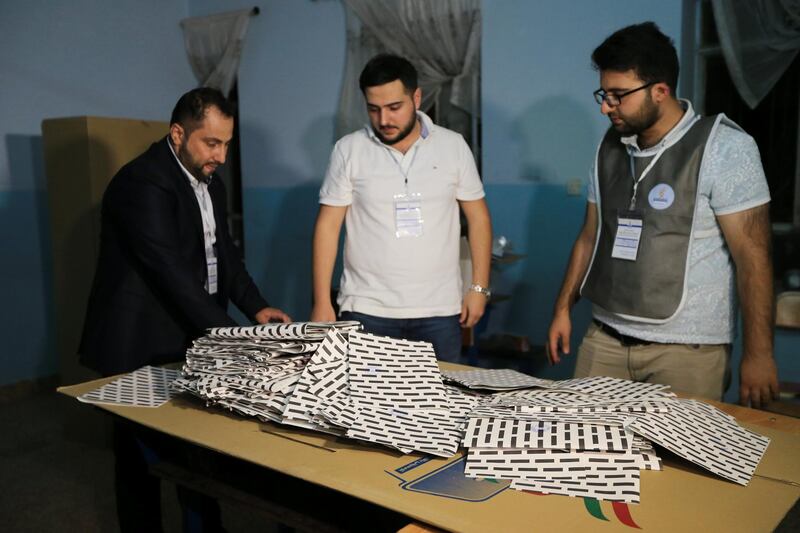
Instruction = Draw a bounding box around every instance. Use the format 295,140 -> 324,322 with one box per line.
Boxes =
311,54 -> 492,361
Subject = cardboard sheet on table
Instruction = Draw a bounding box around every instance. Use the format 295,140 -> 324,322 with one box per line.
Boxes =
57,369 -> 800,533
743,422 -> 800,485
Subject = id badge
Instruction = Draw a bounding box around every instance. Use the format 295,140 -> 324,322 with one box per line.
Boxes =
611,210 -> 643,261
393,192 -> 424,238
206,255 -> 218,294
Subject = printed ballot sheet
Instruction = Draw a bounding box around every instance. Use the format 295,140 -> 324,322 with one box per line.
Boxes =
343,405 -> 464,457
282,328 -> 350,433
206,320 -> 362,340
462,417 -> 633,451
627,399 -> 770,485
554,375 -> 674,400
465,448 -> 644,483
442,368 -> 555,390
80,366 -> 180,408
347,331 -> 449,411
512,471 -> 641,504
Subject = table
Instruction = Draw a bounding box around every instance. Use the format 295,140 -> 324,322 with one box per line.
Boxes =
58,367 -> 800,533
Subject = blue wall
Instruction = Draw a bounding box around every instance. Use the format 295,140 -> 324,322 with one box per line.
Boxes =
0,0 -> 195,385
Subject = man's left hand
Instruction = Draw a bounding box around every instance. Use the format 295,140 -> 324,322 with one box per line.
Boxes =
739,353 -> 780,409
460,291 -> 487,329
255,307 -> 292,324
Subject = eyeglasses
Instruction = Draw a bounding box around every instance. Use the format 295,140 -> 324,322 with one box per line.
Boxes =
593,82 -> 654,106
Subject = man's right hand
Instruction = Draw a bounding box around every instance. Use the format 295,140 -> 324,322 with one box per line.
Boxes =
310,302 -> 337,323
546,310 -> 572,365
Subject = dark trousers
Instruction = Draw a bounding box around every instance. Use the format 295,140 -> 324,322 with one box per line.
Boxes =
113,421 -> 223,532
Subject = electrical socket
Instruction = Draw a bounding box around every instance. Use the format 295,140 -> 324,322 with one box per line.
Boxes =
566,178 -> 584,196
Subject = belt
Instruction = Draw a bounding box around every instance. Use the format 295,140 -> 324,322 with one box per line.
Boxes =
593,319 -> 653,347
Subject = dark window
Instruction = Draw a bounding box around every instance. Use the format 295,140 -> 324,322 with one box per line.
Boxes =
694,0 -> 800,287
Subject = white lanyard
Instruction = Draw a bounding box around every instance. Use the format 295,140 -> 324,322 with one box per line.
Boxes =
628,145 -> 668,211
386,141 -> 425,238
385,141 -> 421,194
628,114 -> 700,210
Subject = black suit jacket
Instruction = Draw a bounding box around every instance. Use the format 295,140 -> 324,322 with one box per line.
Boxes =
79,138 -> 269,375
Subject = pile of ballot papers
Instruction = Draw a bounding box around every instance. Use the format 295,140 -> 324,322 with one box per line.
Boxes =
172,322 -> 483,457
445,369 -> 769,503
82,322 -> 770,504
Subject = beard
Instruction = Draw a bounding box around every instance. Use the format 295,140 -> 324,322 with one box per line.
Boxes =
372,110 -> 418,146
610,94 -> 660,136
177,144 -> 216,183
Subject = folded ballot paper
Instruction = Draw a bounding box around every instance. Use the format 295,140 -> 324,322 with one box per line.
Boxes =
78,322 -> 771,504
79,366 -> 180,408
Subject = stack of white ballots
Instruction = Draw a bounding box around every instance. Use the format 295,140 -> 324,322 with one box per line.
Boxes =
443,369 -> 770,504
172,321 -> 362,422
173,323 -> 483,457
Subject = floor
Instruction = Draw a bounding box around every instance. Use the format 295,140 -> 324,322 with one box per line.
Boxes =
0,387 -> 277,533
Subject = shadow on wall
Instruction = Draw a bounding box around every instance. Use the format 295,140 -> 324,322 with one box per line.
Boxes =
240,119 -> 340,322
511,95 -> 600,184
2,134 -> 56,384
480,96 -> 600,379
301,115 -> 339,184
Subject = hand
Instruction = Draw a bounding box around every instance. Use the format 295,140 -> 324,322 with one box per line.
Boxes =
310,302 -> 337,323
255,307 -> 291,324
460,291 -> 487,329
546,310 -> 572,365
739,353 -> 779,409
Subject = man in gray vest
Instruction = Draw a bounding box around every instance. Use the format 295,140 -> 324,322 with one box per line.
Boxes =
546,22 -> 779,408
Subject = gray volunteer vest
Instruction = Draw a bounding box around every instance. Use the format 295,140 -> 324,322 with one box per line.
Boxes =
581,114 -> 720,322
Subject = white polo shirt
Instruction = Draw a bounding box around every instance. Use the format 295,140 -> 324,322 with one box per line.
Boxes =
320,111 -> 485,318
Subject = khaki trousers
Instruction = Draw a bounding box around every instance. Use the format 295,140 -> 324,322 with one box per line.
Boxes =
574,322 -> 731,401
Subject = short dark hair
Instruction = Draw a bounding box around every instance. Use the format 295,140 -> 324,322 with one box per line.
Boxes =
359,54 -> 418,94
170,87 -> 236,133
591,22 -> 679,96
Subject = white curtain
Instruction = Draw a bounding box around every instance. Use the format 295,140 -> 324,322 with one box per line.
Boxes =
180,8 -> 255,96
711,0 -> 800,109
336,0 -> 481,141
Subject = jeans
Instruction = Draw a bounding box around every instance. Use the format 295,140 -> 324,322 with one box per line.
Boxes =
340,311 -> 462,362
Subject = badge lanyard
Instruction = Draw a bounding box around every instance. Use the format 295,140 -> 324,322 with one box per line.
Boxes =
613,115 -> 699,261
611,143 -> 668,262
628,146 -> 668,210
387,143 -> 424,238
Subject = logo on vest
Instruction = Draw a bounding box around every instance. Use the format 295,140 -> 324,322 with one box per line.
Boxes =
648,183 -> 675,210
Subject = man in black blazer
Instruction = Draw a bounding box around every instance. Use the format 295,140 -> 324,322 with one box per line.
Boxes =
79,87 -> 290,531
80,88 -> 289,375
